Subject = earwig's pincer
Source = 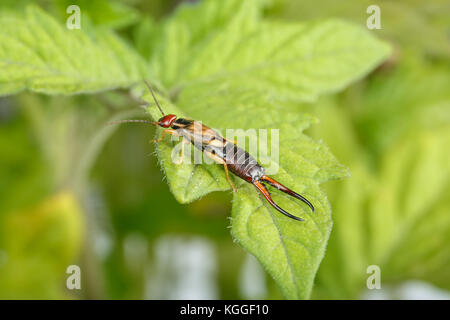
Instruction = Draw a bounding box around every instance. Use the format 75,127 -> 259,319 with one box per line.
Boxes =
109,81 -> 315,222
253,181 -> 305,221
260,175 -> 315,214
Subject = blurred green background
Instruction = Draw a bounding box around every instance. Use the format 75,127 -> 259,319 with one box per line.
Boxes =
0,0 -> 449,299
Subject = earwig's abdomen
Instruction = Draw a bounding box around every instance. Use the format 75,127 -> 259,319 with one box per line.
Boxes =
221,142 -> 265,183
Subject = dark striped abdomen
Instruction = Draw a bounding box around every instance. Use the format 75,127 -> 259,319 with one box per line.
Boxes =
208,141 -> 265,183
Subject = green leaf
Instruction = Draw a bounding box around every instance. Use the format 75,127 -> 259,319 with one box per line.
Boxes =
175,20 -> 390,103
151,1 -> 390,103
150,0 -> 262,87
141,0 -> 389,300
0,5 -> 147,95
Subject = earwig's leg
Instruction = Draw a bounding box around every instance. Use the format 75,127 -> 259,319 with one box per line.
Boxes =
223,163 -> 237,193
204,151 -> 237,192
261,175 -> 315,214
253,181 -> 304,221
173,138 -> 189,165
151,129 -> 178,143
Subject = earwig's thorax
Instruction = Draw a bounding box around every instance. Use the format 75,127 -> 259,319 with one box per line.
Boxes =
158,114 -> 177,128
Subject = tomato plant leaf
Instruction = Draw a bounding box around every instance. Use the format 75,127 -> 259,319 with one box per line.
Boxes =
0,6 -> 147,95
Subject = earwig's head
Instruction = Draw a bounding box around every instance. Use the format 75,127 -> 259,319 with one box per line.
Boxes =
158,114 -> 177,128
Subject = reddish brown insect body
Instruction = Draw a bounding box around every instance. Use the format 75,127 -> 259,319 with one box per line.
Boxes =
110,82 -> 315,221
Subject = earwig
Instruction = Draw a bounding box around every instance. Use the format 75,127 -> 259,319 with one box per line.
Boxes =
110,81 -> 314,221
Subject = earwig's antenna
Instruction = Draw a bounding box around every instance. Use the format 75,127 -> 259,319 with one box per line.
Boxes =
107,119 -> 157,126
144,80 -> 165,116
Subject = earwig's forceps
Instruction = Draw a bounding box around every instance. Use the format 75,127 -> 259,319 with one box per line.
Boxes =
261,175 -> 315,214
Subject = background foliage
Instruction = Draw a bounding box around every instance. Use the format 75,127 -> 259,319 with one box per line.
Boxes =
0,0 -> 449,299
